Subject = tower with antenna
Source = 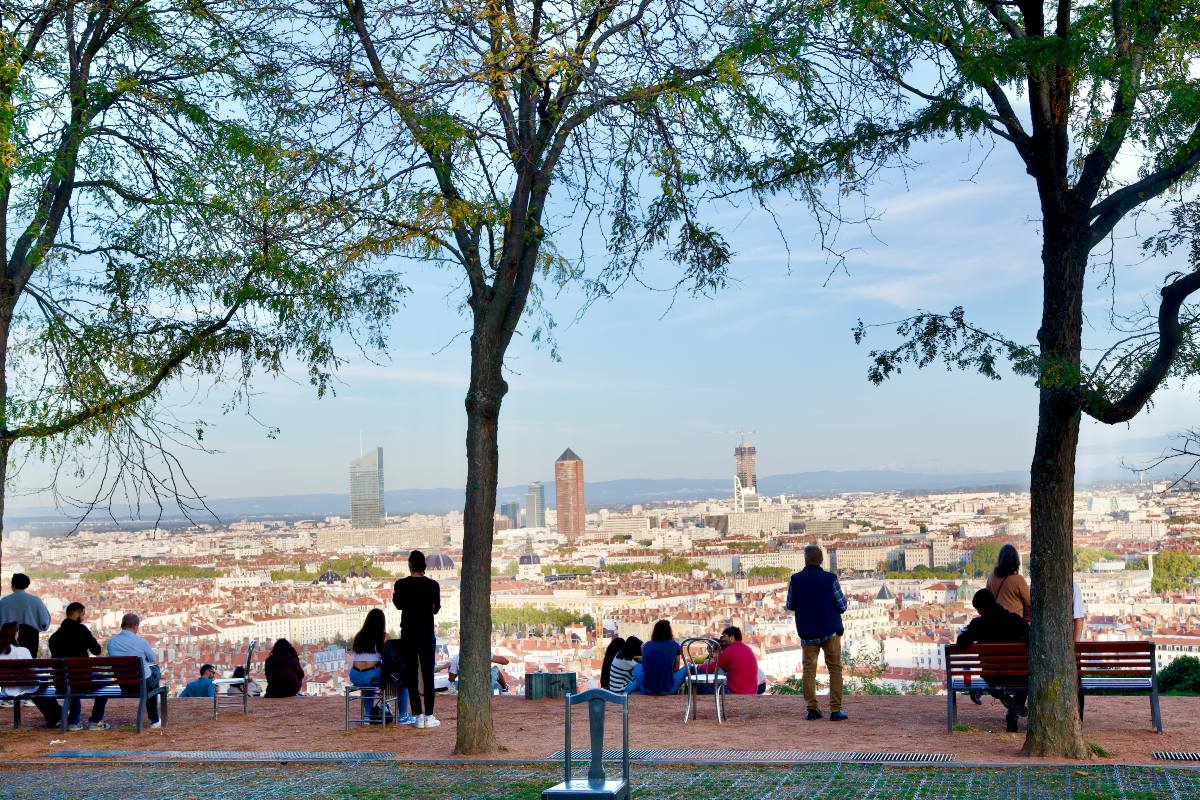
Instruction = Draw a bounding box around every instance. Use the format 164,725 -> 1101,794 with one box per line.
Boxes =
732,429 -> 760,513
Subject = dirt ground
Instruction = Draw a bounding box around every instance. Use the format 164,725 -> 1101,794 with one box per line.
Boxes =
0,694 -> 1194,764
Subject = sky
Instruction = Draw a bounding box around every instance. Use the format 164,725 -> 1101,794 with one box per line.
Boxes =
8,136 -> 1198,510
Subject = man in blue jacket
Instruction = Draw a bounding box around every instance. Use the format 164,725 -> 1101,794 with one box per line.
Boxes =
786,545 -> 848,721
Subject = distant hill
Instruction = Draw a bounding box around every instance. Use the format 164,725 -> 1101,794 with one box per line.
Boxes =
7,463 -> 1174,528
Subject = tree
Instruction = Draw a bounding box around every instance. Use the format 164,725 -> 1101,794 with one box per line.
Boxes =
967,542 -> 1003,579
765,0 -> 1200,756
1,0 -> 402,576
307,0 -> 814,753
1150,550 -> 1200,593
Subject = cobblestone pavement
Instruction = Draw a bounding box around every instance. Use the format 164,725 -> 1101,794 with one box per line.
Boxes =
3,762 -> 1199,799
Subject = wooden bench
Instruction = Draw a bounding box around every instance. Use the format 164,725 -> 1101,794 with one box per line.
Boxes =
944,641 -> 1162,733
0,658 -> 66,728
63,656 -> 169,733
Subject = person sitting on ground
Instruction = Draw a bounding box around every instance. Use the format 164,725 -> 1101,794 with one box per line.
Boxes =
263,638 -> 305,698
599,637 -> 626,691
0,621 -> 61,728
957,588 -> 1030,733
0,574 -> 51,656
448,651 -> 510,694
697,626 -> 762,695
180,664 -> 218,698
608,637 -> 641,694
48,602 -> 103,731
985,544 -> 1031,622
95,613 -> 162,730
225,666 -> 263,696
786,544 -> 849,721
632,620 -> 688,696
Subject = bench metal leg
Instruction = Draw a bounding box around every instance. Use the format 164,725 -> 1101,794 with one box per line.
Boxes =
1151,685 -> 1163,733
947,689 -> 957,733
13,698 -> 20,729
136,697 -> 145,733
161,694 -> 168,728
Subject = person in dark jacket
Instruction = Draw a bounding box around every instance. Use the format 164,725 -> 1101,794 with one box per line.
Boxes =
48,602 -> 103,730
957,588 -> 1030,732
263,638 -> 304,698
392,550 -> 441,728
785,545 -> 848,721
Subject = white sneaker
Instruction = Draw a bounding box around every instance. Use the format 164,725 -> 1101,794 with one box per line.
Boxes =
149,720 -> 162,729
67,724 -> 84,732
422,715 -> 441,729
415,714 -> 426,729
88,721 -> 111,731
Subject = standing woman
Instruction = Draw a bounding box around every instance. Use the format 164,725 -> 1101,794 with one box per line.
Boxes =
986,544 -> 1032,622
599,637 -> 626,691
392,550 -> 441,728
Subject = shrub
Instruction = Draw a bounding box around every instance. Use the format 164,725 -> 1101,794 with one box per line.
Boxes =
1157,656 -> 1200,695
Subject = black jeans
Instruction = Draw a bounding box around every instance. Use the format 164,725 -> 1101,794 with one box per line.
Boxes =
401,644 -> 436,717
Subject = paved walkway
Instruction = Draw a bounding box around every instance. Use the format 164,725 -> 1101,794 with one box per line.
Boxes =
3,762 -> 1198,799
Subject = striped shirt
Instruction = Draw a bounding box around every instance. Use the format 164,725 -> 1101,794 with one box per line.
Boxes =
608,657 -> 637,693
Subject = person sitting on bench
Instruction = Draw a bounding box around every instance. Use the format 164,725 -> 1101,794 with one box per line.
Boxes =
96,613 -> 163,730
957,588 -> 1029,733
48,602 -> 104,731
0,621 -> 61,728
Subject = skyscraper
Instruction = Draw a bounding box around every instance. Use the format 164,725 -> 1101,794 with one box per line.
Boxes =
500,501 -> 521,529
555,448 -> 586,543
525,482 -> 546,528
734,441 -> 760,513
349,447 -> 385,528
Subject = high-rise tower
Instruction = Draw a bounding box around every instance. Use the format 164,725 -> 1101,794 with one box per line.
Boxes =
554,448 -> 586,543
733,438 -> 760,513
525,482 -> 546,528
350,447 -> 385,528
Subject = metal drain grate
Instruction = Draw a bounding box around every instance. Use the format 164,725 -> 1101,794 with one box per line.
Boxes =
546,749 -> 955,764
53,750 -> 396,763
1154,752 -> 1200,762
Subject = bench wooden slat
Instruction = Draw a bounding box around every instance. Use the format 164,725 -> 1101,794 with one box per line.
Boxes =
943,640 -> 1162,735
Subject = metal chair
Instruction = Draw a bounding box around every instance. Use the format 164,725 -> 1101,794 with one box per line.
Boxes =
211,639 -> 257,719
344,682 -> 395,728
542,688 -> 629,800
681,637 -> 727,723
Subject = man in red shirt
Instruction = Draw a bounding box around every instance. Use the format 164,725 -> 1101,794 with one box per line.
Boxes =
699,626 -> 762,695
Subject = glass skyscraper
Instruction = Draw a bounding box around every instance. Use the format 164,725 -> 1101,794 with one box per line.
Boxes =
350,447 -> 385,528
526,482 -> 546,528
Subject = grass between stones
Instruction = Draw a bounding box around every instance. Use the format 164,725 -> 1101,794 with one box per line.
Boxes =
3,761 -> 1198,799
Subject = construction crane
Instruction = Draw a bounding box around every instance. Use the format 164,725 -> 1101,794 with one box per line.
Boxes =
711,429 -> 757,446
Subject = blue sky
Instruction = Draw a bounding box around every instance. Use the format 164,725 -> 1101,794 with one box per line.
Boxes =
9,137 -> 1197,508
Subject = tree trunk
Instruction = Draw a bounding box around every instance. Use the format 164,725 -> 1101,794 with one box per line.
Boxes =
454,328 -> 506,755
1022,221 -> 1090,759
0,295 -> 11,598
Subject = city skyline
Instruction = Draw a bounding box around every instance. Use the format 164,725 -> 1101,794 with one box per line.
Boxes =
6,136 -> 1198,511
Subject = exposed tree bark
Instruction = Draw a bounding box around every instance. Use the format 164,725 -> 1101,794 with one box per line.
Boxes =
1024,224 -> 1090,758
0,288 -> 9,596
455,331 -> 506,755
